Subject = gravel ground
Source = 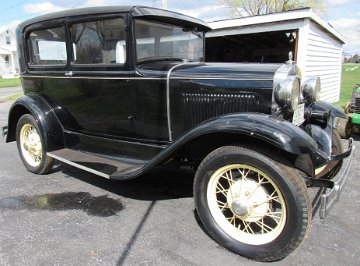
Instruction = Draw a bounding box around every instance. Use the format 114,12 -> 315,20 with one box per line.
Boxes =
0,98 -> 359,266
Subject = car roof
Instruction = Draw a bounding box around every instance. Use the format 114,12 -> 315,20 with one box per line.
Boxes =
18,6 -> 211,32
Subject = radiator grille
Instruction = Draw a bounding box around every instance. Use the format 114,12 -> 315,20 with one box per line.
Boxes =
183,92 -> 259,129
355,96 -> 360,113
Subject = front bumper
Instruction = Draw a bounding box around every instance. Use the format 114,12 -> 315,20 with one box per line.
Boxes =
319,138 -> 354,219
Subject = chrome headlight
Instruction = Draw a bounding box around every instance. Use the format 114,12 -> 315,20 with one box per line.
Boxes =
274,77 -> 300,112
301,77 -> 321,103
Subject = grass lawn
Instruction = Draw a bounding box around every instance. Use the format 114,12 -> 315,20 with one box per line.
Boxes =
0,78 -> 21,88
336,64 -> 360,108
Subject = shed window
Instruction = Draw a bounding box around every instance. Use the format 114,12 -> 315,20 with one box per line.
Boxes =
27,26 -> 67,65
71,18 -> 126,64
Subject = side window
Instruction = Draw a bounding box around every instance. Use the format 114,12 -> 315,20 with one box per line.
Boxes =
27,26 -> 67,65
71,17 -> 126,65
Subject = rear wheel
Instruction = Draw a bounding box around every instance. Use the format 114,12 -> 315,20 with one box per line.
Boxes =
194,146 -> 311,261
16,114 -> 54,174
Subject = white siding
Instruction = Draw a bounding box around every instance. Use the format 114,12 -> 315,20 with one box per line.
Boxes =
0,29 -> 19,75
301,21 -> 343,103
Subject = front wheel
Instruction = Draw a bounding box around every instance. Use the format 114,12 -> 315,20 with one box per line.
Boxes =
16,114 -> 54,174
193,146 -> 311,261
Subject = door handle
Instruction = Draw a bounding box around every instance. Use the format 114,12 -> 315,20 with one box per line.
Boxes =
65,71 -> 73,77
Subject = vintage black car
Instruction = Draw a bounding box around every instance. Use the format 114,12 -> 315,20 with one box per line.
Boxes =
1,6 -> 354,261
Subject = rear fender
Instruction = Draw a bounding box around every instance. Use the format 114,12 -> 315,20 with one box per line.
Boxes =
6,93 -> 64,151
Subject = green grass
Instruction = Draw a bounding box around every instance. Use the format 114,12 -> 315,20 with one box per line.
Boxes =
336,64 -> 360,108
0,78 -> 21,88
7,93 -> 23,100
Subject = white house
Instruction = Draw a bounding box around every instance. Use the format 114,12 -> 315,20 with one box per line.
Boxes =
0,28 -> 19,78
206,8 -> 345,103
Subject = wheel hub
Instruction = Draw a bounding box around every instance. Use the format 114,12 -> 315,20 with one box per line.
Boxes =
227,179 -> 270,222
231,198 -> 248,216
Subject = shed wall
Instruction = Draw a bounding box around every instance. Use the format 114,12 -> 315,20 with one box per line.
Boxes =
299,20 -> 343,103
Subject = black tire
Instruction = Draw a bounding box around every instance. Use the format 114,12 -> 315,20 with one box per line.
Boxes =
193,146 -> 311,262
16,114 -> 54,174
334,117 -> 352,139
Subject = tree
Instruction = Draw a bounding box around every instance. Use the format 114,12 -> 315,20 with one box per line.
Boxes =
220,0 -> 327,18
344,54 -> 359,63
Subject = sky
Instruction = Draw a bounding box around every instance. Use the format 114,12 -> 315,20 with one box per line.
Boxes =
0,0 -> 359,55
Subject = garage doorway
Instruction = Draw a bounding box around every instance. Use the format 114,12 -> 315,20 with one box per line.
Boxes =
205,30 -> 298,63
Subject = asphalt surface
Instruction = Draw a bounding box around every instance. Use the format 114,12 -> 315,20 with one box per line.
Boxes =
0,87 -> 22,102
0,97 -> 359,266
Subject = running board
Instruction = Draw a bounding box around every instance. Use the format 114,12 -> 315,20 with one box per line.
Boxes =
48,149 -> 145,179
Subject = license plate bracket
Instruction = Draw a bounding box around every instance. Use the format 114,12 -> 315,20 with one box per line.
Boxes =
292,103 -> 305,126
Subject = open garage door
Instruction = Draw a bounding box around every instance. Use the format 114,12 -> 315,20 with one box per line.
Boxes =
205,30 -> 298,63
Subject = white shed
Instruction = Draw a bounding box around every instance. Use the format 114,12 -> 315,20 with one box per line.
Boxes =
206,8 -> 345,103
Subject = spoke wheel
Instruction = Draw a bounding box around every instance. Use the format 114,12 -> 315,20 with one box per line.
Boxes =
207,164 -> 286,245
19,123 -> 43,167
194,145 -> 311,262
16,114 -> 54,174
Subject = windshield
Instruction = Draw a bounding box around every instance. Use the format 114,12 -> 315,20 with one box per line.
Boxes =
135,19 -> 204,63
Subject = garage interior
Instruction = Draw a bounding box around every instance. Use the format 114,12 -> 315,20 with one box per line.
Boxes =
205,30 -> 298,63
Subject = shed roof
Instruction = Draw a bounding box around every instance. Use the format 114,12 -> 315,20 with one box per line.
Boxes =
208,8 -> 345,44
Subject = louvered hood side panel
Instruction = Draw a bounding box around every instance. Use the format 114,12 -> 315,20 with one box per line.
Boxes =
183,92 -> 259,130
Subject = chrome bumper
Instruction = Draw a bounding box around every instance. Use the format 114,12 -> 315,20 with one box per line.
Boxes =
319,138 -> 354,219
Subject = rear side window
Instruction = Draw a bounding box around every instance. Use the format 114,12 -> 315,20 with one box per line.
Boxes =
27,26 -> 67,65
71,18 -> 126,65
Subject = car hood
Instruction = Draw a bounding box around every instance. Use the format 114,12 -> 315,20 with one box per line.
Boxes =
136,61 -> 282,81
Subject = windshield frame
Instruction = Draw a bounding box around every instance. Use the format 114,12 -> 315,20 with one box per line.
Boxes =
133,19 -> 205,64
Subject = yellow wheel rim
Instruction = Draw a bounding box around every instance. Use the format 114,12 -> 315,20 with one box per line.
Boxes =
19,123 -> 42,167
207,164 -> 287,245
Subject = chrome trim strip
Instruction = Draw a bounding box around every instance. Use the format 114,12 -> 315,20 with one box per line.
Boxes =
170,77 -> 272,81
22,75 -> 167,80
166,62 -> 188,141
47,152 -> 110,179
21,75 -> 272,81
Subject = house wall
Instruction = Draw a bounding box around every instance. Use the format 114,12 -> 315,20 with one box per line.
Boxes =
297,19 -> 343,103
0,30 -> 19,76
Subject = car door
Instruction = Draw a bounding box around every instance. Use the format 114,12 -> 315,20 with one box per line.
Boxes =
63,14 -> 134,138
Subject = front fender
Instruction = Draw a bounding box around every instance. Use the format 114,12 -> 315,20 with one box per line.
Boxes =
313,101 -> 348,119
6,93 -> 64,151
174,113 -> 320,155
115,113 -> 324,179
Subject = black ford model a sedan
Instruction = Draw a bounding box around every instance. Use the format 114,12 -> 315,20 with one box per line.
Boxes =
2,6 -> 354,261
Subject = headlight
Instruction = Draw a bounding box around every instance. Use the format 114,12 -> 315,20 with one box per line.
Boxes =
301,77 -> 321,103
274,77 -> 300,112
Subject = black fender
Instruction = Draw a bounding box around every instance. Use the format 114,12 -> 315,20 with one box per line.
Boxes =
170,113 -> 321,154
6,93 -> 64,151
313,100 -> 348,119
113,113 -> 324,179
304,101 -> 351,171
